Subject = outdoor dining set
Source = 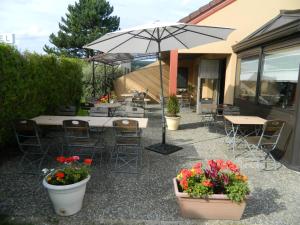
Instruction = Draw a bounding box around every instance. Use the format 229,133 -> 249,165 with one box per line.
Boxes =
199,104 -> 285,169
13,103 -> 149,174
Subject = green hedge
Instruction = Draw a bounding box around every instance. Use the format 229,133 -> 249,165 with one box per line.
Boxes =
0,44 -> 83,146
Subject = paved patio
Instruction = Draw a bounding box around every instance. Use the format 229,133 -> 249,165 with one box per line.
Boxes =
1,105 -> 300,225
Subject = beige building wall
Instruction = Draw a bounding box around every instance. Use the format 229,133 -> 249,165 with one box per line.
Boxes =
179,0 -> 300,104
114,61 -> 169,102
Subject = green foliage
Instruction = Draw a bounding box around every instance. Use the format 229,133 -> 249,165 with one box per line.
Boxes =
44,0 -> 120,57
0,44 -> 83,146
225,175 -> 250,203
81,62 -> 121,99
186,176 -> 214,198
45,156 -> 91,185
167,95 -> 180,116
46,164 -> 90,185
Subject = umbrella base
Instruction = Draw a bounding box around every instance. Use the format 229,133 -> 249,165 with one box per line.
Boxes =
146,143 -> 182,155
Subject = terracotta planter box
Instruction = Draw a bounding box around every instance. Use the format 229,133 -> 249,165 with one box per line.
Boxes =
173,178 -> 246,220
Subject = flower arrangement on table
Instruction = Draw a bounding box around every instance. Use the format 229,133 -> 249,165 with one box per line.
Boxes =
43,156 -> 92,185
98,95 -> 109,103
176,160 -> 249,203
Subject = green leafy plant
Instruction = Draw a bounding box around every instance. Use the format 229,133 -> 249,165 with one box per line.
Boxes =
177,160 -> 250,203
0,44 -> 83,146
43,156 -> 92,186
167,95 -> 180,117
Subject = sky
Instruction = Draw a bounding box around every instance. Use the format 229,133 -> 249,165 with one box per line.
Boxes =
0,0 -> 211,54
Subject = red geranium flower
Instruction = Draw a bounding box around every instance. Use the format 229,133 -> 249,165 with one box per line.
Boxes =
202,180 -> 213,187
56,156 -> 65,163
226,160 -> 240,173
180,179 -> 188,190
180,168 -> 193,179
55,172 -> 65,179
83,158 -> 93,165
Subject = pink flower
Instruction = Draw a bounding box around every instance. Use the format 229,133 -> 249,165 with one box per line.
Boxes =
193,162 -> 202,169
72,156 -> 80,161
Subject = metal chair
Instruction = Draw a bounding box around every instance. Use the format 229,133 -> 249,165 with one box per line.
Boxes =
13,119 -> 50,172
111,119 -> 142,173
180,93 -> 191,110
63,120 -> 104,160
200,104 -> 217,126
244,120 -> 285,170
223,106 -> 241,139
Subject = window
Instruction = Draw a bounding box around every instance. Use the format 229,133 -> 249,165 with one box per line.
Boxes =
259,46 -> 300,108
236,57 -> 259,102
177,67 -> 188,89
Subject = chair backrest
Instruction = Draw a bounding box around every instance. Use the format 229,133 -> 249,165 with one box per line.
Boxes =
223,106 -> 240,115
63,120 -> 90,139
125,106 -> 145,118
201,104 -> 217,114
258,120 -> 285,150
13,119 -> 41,146
113,119 -> 140,137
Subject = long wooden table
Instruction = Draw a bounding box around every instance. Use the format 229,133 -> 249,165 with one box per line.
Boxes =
32,115 -> 148,128
224,115 -> 267,156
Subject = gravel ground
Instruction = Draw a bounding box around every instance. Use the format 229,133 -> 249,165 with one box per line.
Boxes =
1,105 -> 300,225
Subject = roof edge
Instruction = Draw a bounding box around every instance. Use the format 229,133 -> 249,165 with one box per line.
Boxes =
232,19 -> 300,53
179,0 -> 236,24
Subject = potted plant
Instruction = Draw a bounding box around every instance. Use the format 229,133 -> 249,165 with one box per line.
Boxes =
174,160 -> 249,220
165,95 -> 180,130
42,156 -> 92,216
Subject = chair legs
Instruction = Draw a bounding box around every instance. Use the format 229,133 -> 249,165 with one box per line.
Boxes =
111,145 -> 142,173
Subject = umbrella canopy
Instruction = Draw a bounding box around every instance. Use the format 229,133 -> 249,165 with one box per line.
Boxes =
84,21 -> 233,54
84,21 -> 234,154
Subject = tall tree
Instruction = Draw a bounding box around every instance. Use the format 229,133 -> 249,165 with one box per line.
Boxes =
44,0 -> 120,58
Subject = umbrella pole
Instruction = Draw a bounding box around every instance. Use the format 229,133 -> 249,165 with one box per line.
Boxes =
157,48 -> 166,144
145,40 -> 182,154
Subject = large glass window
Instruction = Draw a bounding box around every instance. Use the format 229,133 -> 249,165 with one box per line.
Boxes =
236,57 -> 259,102
259,47 -> 300,109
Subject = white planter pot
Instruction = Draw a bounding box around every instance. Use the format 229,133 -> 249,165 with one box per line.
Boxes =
43,175 -> 90,216
165,116 -> 181,130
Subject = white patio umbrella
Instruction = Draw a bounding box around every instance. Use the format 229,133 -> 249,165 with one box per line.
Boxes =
84,21 -> 234,154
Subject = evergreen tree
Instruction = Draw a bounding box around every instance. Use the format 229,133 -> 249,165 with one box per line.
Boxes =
44,0 -> 120,57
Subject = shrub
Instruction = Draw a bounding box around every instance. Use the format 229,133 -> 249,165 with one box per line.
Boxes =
0,44 -> 83,146
166,95 -> 180,116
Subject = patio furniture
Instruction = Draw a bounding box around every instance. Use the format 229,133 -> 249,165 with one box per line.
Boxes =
244,120 -> 285,169
93,103 -> 121,117
13,119 -> 50,172
223,106 -> 241,138
124,106 -> 145,118
112,119 -> 142,173
80,102 -> 94,110
200,104 -> 217,126
89,107 -> 109,117
179,93 -> 191,110
224,115 -> 267,156
62,120 -> 103,159
31,115 -> 148,128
